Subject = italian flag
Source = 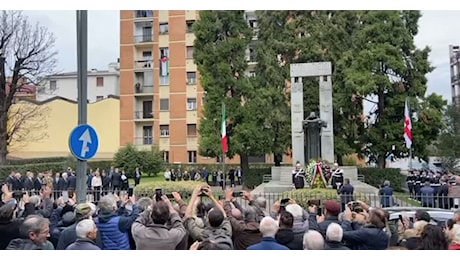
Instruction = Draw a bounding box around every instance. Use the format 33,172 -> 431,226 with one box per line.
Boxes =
221,102 -> 228,153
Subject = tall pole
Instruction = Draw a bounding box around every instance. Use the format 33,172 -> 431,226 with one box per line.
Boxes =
76,10 -> 88,203
409,147 -> 413,170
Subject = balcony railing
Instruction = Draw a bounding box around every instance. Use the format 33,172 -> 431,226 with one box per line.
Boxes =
135,136 -> 153,145
134,84 -> 154,94
134,34 -> 153,43
135,10 -> 153,18
187,78 -> 197,85
135,111 -> 153,119
135,59 -> 153,69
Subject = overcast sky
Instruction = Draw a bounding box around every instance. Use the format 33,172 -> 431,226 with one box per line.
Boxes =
22,10 -> 459,102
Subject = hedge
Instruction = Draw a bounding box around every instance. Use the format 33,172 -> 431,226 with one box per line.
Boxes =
358,167 -> 405,192
244,168 -> 270,189
134,181 -> 214,200
3,157 -> 69,165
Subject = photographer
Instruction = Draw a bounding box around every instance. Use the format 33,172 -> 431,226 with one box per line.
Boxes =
222,188 -> 261,250
184,185 -> 233,249
131,194 -> 186,250
308,200 -> 342,238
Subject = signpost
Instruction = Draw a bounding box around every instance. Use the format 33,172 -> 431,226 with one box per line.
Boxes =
69,124 -> 99,161
75,10 -> 89,203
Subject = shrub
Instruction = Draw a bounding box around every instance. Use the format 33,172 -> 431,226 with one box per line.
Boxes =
134,181 -> 207,199
113,144 -> 164,177
3,157 -> 69,165
280,188 -> 366,209
244,168 -> 270,189
0,162 -> 68,180
343,155 -> 358,166
358,167 -> 405,192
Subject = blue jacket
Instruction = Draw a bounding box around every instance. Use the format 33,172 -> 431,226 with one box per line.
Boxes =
247,237 -> 290,250
95,206 -> 139,250
420,186 -> 435,205
379,186 -> 394,207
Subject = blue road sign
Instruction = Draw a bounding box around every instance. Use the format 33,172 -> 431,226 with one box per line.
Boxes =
69,124 -> 99,161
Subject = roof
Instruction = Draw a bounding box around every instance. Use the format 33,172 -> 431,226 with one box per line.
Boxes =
16,95 -> 120,105
48,70 -> 119,79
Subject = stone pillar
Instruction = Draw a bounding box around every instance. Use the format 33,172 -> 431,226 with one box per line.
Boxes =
319,74 -> 334,163
290,77 -> 305,166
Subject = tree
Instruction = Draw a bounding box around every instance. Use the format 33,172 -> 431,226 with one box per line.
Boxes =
194,11 -> 271,173
341,11 -> 446,168
0,11 -> 57,163
113,144 -> 164,176
7,99 -> 49,151
255,11 -> 365,164
435,104 -> 460,173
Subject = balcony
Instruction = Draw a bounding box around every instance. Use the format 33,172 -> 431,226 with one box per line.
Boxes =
134,83 -> 154,95
134,59 -> 153,70
134,10 -> 153,19
134,136 -> 153,146
187,77 -> 197,85
134,111 -> 154,120
134,34 -> 153,44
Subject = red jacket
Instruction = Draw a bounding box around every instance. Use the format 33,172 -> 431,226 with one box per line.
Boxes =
449,243 -> 460,250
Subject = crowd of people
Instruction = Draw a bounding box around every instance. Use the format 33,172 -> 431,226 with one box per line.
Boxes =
163,167 -> 244,187
1,178 -> 460,250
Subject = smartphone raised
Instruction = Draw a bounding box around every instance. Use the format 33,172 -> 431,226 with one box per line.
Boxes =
128,187 -> 134,197
155,188 -> 162,201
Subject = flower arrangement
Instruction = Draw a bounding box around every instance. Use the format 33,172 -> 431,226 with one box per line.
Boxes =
308,160 -> 327,189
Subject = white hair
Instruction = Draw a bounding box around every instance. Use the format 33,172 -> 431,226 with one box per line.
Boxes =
98,195 -> 117,212
87,203 -> 97,216
29,195 -> 41,207
326,223 -> 343,242
303,230 -> 324,250
286,204 -> 303,219
259,216 -> 279,238
75,219 -> 96,239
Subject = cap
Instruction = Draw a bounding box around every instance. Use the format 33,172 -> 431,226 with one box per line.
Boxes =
75,203 -> 92,218
324,200 -> 341,216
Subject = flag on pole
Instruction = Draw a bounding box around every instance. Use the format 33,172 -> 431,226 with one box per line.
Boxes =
404,97 -> 412,149
221,103 -> 228,153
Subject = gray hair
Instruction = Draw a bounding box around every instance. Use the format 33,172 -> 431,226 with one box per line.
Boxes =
244,206 -> 257,222
98,195 -> 117,213
259,216 -> 279,238
303,230 -> 324,250
76,219 -> 96,239
137,197 -> 153,212
29,195 -> 41,207
383,180 -> 390,187
326,223 -> 343,242
286,204 -> 303,219
20,215 -> 50,239
254,197 -> 267,209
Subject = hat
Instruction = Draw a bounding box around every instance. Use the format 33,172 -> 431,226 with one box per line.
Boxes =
324,200 -> 341,216
75,203 -> 92,218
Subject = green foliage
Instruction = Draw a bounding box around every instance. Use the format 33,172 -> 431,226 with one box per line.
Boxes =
113,144 -> 164,177
2,157 -> 68,165
340,11 -> 446,167
343,155 -> 358,166
134,181 -> 204,199
243,168 -> 271,189
358,167 -> 405,192
193,11 -> 270,171
435,104 -> 460,173
0,162 -> 68,180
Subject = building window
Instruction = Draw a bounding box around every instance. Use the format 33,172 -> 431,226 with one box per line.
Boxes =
188,150 -> 197,163
187,98 -> 197,111
186,46 -> 194,59
50,80 -> 57,91
160,47 -> 169,58
160,47 -> 169,85
187,72 -> 197,85
135,10 -> 153,18
142,126 -> 153,145
162,151 -> 169,163
186,20 -> 195,33
96,96 -> 104,101
160,125 -> 170,137
96,77 -> 104,87
187,124 -> 197,136
160,98 -> 169,111
143,100 -> 153,118
159,23 -> 169,34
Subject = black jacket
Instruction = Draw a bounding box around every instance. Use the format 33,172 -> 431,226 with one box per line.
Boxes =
325,241 -> 350,250
275,228 -> 303,250
0,219 -> 22,250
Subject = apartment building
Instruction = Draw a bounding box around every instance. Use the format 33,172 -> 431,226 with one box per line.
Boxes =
120,10 -> 291,164
450,45 -> 460,104
37,62 -> 120,103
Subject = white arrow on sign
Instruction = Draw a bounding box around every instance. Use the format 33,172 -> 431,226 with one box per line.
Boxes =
78,128 -> 92,158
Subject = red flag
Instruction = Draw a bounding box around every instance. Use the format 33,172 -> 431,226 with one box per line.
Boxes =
404,97 -> 412,149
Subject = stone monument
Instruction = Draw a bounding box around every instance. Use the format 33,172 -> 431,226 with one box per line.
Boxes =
303,112 -> 327,162
254,62 -> 335,194
290,62 -> 334,164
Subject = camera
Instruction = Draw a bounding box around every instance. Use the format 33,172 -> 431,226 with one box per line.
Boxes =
348,201 -> 363,213
232,191 -> 243,198
155,188 -> 162,201
198,186 -> 209,197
